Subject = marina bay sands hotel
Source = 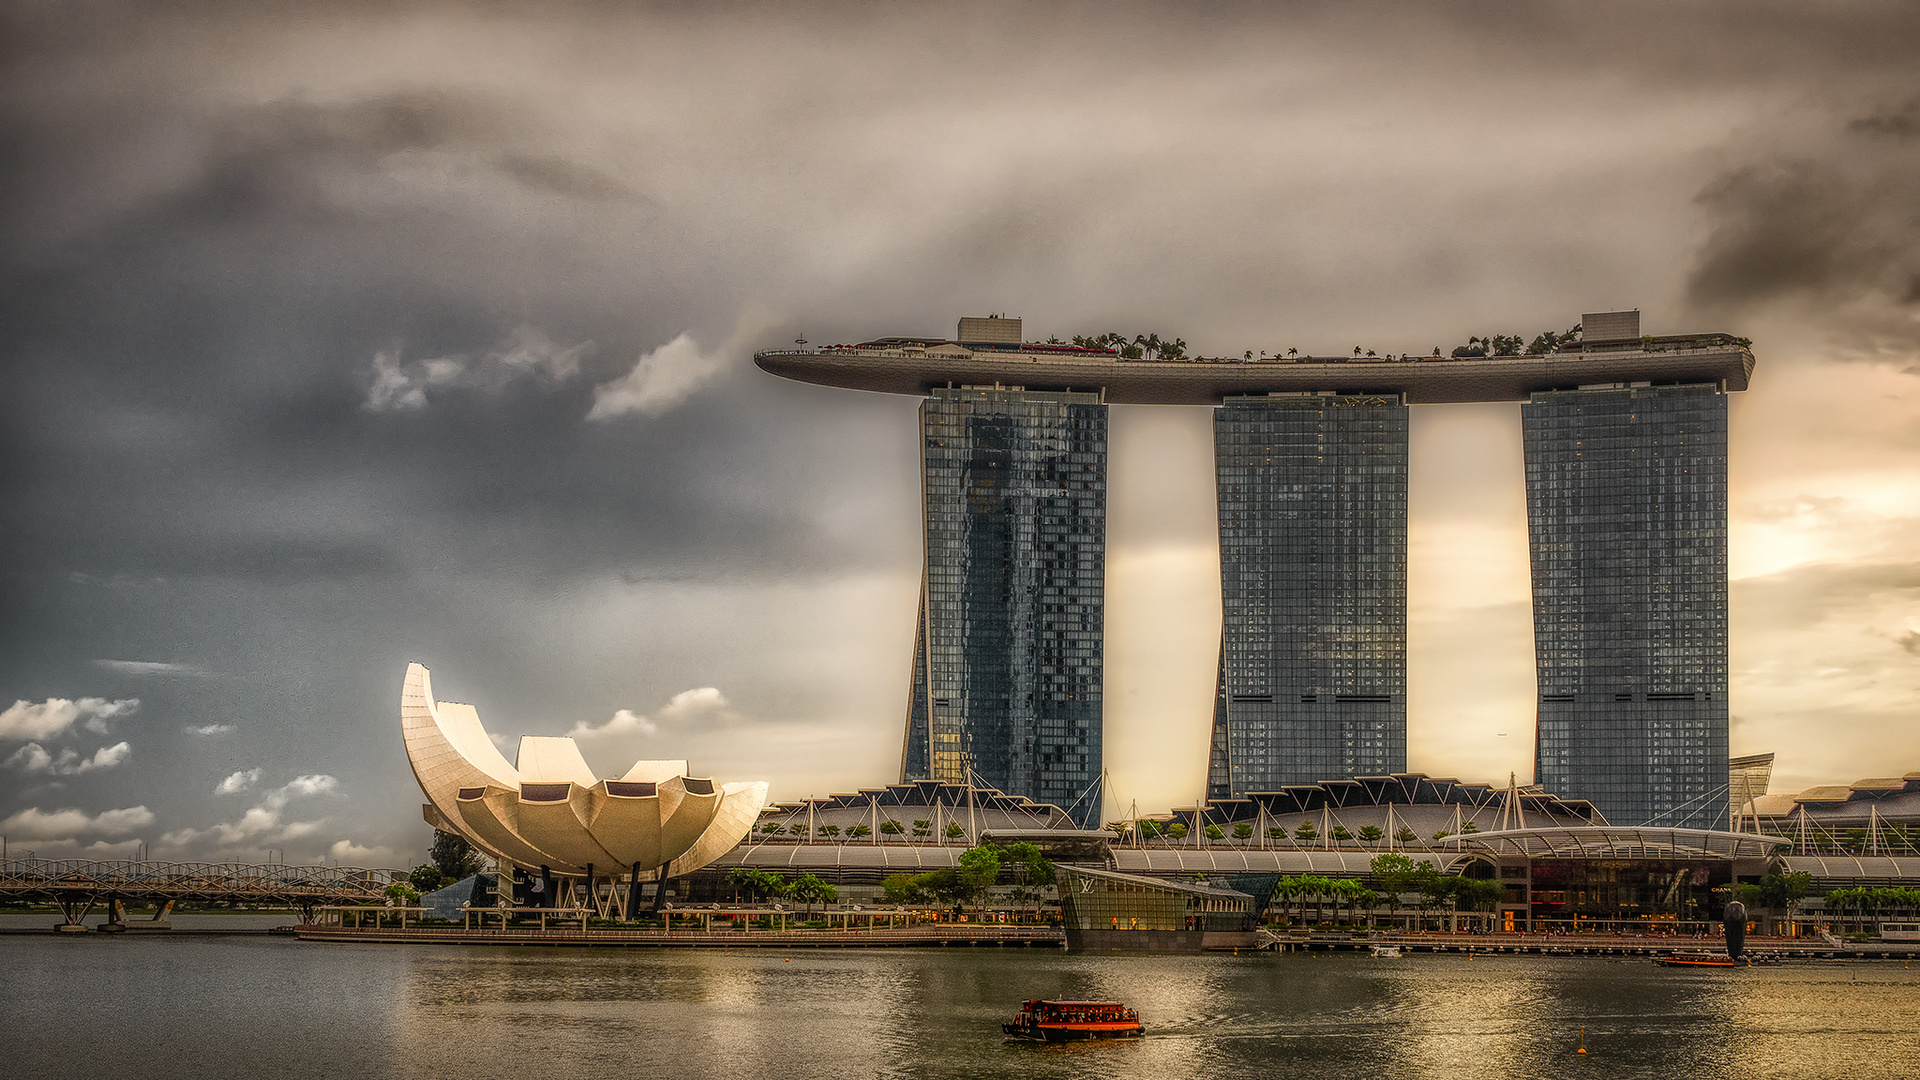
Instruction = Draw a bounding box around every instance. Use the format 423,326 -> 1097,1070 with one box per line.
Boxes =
756,312 -> 1755,831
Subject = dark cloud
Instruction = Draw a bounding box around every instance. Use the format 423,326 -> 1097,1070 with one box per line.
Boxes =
3,0 -> 1919,858
1686,99 -> 1920,331
494,154 -> 643,202
1849,97 -> 1920,139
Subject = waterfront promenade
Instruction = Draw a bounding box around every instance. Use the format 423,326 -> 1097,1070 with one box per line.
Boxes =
294,919 -> 1065,947
286,915 -> 1920,958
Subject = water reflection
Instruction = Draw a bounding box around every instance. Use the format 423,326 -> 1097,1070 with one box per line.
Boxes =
1,937 -> 1914,1080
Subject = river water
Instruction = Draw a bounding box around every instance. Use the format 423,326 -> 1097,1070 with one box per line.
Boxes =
2,925 -> 1915,1079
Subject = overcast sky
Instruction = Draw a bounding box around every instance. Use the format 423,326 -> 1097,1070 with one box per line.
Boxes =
4,1 -> 1917,868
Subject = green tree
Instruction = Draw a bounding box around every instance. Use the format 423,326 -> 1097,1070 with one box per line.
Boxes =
1295,820 -> 1319,842
1371,853 -> 1422,924
955,844 -> 1003,910
727,867 -> 789,903
1396,827 -> 1418,843
1204,824 -> 1224,840
878,820 -> 903,836
1460,821 -> 1480,835
789,872 -> 836,914
820,825 -> 841,838
384,881 -> 420,905
1332,826 -> 1354,842
408,864 -> 451,894
996,841 -> 1054,889
846,824 -> 872,840
944,821 -> 966,840
882,872 -> 923,904
1358,825 -> 1384,844
429,830 -> 483,879
1233,822 -> 1254,841
1139,819 -> 1164,840
1756,871 -> 1812,911
1165,822 -> 1189,840
1266,826 -> 1288,840
912,819 -> 932,837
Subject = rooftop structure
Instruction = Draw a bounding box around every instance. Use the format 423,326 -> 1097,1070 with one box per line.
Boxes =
1738,771 -> 1920,856
751,779 -> 1078,844
754,319 -> 1754,406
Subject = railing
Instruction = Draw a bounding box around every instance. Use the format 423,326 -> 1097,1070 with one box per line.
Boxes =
0,858 -> 403,902
755,340 -> 1752,366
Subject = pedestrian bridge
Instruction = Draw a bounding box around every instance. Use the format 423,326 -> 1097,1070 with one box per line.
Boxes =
0,858 -> 404,928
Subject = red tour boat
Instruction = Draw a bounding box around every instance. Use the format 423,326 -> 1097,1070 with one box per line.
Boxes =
1657,952 -> 1749,967
1003,1000 -> 1145,1042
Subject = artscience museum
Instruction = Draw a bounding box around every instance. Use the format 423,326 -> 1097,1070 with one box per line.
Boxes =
401,663 -> 768,906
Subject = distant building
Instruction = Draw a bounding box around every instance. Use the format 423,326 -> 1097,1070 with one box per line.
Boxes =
1208,394 -> 1409,796
1743,771 -> 1920,856
1728,752 -> 1776,831
899,378 -> 1108,827
1525,316 -> 1731,829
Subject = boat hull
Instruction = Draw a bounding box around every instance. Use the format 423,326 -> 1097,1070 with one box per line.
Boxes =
1003,1023 -> 1145,1043
1658,954 -> 1748,967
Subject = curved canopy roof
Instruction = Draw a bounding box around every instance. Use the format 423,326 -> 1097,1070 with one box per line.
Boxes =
1447,826 -> 1788,861
401,663 -> 766,877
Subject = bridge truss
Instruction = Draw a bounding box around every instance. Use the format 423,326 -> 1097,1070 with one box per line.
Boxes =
0,858 -> 404,927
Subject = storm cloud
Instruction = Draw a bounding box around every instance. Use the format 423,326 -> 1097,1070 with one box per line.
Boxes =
4,1 -> 1919,861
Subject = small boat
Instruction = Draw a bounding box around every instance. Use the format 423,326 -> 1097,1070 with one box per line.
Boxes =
1657,952 -> 1748,967
1369,944 -> 1403,958
1003,1000 -> 1144,1042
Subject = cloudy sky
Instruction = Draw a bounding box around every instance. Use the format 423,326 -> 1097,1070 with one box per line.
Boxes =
4,1 -> 1917,868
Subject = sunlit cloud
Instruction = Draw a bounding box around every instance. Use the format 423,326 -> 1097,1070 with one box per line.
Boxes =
0,805 -> 154,840
0,698 -> 138,740
6,741 -> 132,776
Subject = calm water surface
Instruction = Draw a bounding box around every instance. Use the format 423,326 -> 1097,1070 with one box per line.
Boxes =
2,930 -> 1915,1079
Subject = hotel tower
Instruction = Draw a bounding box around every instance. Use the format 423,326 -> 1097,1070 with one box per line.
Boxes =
757,311 -> 1753,829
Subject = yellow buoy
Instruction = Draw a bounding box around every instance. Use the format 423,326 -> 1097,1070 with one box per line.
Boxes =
1577,1026 -> 1587,1055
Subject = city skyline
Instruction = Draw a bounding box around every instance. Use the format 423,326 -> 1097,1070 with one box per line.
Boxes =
2,3 -> 1917,866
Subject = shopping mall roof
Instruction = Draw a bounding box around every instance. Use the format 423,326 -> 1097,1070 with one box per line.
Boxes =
1446,826 -> 1788,861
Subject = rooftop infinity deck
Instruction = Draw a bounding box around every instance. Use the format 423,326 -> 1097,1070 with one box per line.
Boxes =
754,337 -> 1755,405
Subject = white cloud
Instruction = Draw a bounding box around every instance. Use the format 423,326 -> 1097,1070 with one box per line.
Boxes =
6,740 -> 132,775
0,805 -> 154,840
567,707 -> 656,739
586,332 -> 726,420
5,838 -> 144,860
93,659 -> 210,678
363,324 -> 592,411
280,774 -> 340,798
659,687 -> 729,721
215,768 -> 261,794
567,688 -> 731,740
0,697 -> 138,740
328,839 -> 399,867
185,723 -> 235,737
155,774 -> 342,858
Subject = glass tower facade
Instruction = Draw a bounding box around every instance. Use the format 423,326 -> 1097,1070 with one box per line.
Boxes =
900,387 -> 1107,827
1523,383 -> 1730,829
1207,394 -> 1409,798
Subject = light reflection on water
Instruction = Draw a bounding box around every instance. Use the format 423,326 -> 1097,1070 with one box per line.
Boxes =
2,937 -> 1914,1080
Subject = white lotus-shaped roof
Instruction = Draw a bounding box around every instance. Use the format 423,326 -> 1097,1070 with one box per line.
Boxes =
402,662 -> 768,877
